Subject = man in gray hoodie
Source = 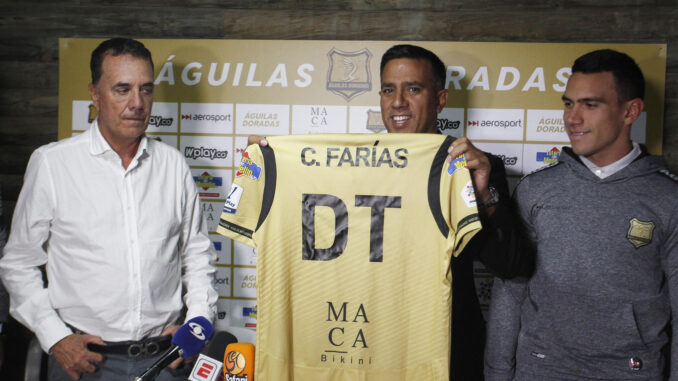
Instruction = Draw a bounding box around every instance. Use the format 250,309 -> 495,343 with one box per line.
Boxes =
484,49 -> 678,380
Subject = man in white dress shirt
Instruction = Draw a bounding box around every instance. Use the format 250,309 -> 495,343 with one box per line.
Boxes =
0,38 -> 217,380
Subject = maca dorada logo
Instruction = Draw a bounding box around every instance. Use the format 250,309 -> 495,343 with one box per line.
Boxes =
326,48 -> 372,101
184,146 -> 229,160
366,109 -> 386,133
447,155 -> 469,176
236,152 -> 262,179
193,171 -> 223,197
536,147 -> 561,165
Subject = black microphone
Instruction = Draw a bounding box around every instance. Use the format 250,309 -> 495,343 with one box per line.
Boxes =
134,316 -> 215,381
188,331 -> 238,381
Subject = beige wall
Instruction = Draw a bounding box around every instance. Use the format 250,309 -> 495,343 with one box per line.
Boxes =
1,0 -> 677,225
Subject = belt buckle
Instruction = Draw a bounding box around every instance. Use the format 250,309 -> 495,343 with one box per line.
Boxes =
146,341 -> 160,355
127,339 -> 162,357
127,343 -> 143,357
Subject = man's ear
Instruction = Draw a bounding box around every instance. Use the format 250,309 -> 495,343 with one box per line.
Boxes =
623,98 -> 644,126
436,89 -> 448,114
88,83 -> 100,110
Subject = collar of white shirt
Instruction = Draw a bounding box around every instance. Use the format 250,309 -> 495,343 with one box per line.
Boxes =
580,141 -> 641,179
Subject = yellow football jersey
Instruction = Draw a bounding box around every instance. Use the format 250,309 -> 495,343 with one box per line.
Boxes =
217,133 -> 481,381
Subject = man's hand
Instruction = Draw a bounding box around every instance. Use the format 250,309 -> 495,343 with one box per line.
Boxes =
247,135 -> 268,147
447,137 -> 495,209
160,324 -> 187,370
51,334 -> 105,380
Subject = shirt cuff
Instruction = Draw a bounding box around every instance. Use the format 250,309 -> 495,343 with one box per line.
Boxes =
35,316 -> 73,353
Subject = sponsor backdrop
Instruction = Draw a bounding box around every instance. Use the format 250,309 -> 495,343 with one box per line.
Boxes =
58,39 -> 667,337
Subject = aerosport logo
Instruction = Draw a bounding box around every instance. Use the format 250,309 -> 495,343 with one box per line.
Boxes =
181,114 -> 232,122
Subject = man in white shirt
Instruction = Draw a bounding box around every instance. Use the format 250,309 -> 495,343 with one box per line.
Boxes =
0,38 -> 217,380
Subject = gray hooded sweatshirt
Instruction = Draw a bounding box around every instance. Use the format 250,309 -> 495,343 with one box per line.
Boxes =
485,147 -> 678,381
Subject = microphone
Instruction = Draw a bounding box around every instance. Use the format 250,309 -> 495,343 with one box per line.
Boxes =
223,342 -> 255,381
188,331 -> 238,381
134,316 -> 215,381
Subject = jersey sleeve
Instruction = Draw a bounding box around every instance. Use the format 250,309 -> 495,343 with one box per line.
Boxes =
443,154 -> 482,257
217,144 -> 268,247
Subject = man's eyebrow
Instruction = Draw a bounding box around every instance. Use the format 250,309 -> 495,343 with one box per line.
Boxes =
561,95 -> 606,103
112,82 -> 154,88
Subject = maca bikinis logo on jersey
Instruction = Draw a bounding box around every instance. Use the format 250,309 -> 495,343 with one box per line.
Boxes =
447,155 -> 469,176
235,152 -> 262,180
536,147 -> 561,165
193,171 -> 223,198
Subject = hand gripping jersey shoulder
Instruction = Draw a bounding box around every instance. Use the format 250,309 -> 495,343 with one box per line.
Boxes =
218,133 -> 481,381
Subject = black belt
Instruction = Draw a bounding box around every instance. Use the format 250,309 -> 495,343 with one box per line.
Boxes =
86,335 -> 172,357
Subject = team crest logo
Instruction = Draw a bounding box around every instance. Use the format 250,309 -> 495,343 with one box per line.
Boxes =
236,152 -> 262,180
326,48 -> 372,101
448,155 -> 469,176
366,109 -> 386,133
627,218 -> 655,249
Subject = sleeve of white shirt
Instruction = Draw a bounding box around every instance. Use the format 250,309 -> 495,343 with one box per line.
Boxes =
177,158 -> 218,324
0,148 -> 73,352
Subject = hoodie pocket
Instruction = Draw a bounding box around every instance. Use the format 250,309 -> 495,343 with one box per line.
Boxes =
526,286 -> 669,356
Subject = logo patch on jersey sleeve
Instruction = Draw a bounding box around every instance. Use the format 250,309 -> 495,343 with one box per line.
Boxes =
461,180 -> 477,207
223,184 -> 244,214
236,152 -> 262,180
448,154 -> 469,176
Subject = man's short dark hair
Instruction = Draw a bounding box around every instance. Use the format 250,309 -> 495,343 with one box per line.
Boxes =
571,49 -> 645,102
90,38 -> 153,85
380,44 -> 446,91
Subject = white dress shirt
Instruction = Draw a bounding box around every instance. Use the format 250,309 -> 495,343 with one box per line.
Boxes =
0,121 -> 217,352
580,141 -> 642,179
